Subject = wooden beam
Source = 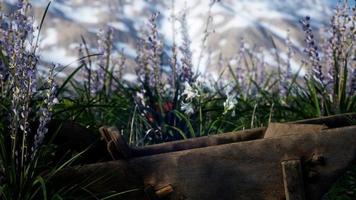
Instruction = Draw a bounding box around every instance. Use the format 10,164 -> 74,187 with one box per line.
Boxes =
99,113 -> 356,160
99,126 -> 266,159
293,113 -> 356,128
144,185 -> 174,200
281,160 -> 306,200
53,125 -> 356,199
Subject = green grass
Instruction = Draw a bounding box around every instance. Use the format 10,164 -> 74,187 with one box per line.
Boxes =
0,0 -> 355,199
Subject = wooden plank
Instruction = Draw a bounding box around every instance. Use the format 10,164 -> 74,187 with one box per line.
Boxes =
135,127 -> 265,154
54,125 -> 356,200
264,123 -> 327,138
99,113 -> 356,160
100,127 -> 266,159
155,185 -> 174,198
144,185 -> 174,200
281,160 -> 306,200
46,114 -> 355,163
293,113 -> 356,128
100,126 -> 132,159
144,185 -> 159,200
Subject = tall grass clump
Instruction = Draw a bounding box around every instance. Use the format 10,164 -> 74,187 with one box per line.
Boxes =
53,28 -> 134,133
115,2 -> 240,144
0,1 -> 55,198
0,1 -> 110,199
57,0 -> 355,146
297,1 -> 355,117
59,1 -> 234,145
0,0 -> 354,198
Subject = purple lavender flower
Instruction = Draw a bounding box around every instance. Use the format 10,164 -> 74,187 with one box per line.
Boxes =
253,48 -> 266,86
300,16 -> 324,86
179,9 -> 194,83
0,0 -> 59,161
5,1 -> 36,149
136,38 -> 149,81
0,57 -> 5,80
285,30 -> 293,81
135,12 -> 164,94
90,27 -> 113,96
279,31 -> 294,97
351,67 -> 356,96
146,12 -> 163,88
33,67 -> 57,151
234,39 -> 247,92
16,0 -> 24,9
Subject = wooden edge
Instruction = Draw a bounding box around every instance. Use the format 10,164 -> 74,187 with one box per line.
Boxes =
132,114 -> 355,158
144,184 -> 174,200
54,125 -> 356,199
155,185 -> 174,198
292,113 -> 356,128
281,160 -> 306,200
97,126 -> 266,159
144,185 -> 159,200
99,126 -> 132,159
98,113 -> 355,160
130,127 -> 266,157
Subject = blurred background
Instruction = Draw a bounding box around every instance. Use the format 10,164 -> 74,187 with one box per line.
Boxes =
1,0 -> 349,79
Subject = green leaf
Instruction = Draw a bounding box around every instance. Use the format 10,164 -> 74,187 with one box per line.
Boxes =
307,80 -> 321,117
173,110 -> 196,138
32,176 -> 47,200
166,125 -> 188,140
100,188 -> 141,200
56,64 -> 86,96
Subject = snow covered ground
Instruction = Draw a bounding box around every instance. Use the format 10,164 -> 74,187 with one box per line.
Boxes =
2,0 -> 346,75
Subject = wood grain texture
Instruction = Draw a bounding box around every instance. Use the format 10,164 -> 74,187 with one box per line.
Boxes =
282,160 -> 306,200
54,125 -> 356,200
264,123 -> 327,138
101,113 -> 356,159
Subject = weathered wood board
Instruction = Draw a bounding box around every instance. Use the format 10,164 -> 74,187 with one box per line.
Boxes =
56,124 -> 356,200
292,113 -> 355,127
47,113 -> 355,163
264,123 -> 327,138
282,160 -> 306,200
99,113 -> 356,159
100,126 -> 266,159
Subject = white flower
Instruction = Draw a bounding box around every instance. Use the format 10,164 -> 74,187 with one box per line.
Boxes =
223,94 -> 237,115
136,92 -> 146,106
182,82 -> 199,101
224,84 -> 234,96
181,102 -> 194,115
53,97 -> 59,104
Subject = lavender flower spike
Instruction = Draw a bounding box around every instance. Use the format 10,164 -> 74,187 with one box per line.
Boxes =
33,66 -> 57,151
300,16 -> 324,86
179,7 -> 194,83
351,67 -> 356,96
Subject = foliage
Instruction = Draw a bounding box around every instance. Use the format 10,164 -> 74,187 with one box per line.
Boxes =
324,165 -> 356,200
0,0 -> 355,199
0,1 -> 134,199
58,1 -> 355,145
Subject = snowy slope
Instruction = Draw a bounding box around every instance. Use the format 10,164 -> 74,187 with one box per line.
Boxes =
2,0 -> 339,75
